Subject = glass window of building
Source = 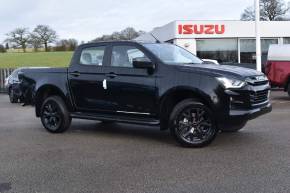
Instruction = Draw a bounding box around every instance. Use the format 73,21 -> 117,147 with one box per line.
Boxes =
284,38 -> 290,44
196,39 -> 238,64
240,39 -> 278,65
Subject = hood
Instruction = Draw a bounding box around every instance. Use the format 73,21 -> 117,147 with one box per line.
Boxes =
177,64 -> 263,80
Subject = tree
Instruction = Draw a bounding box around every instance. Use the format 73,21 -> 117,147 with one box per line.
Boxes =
66,39 -> 78,51
32,25 -> 57,52
120,27 -> 141,40
92,27 -> 145,42
28,33 -> 42,52
5,28 -> 30,52
0,44 -> 6,53
5,43 -> 9,50
241,6 -> 256,21
241,0 -> 290,21
54,39 -> 78,51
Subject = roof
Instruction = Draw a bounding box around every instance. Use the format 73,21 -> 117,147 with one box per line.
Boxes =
81,40 -> 139,46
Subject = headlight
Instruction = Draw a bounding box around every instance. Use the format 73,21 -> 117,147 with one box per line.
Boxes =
216,77 -> 246,89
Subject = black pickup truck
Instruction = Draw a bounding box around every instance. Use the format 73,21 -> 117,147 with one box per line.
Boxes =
19,41 -> 272,147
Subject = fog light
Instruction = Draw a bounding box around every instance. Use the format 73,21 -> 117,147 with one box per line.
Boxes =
230,97 -> 244,104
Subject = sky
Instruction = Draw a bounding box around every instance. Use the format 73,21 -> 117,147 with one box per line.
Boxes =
0,0 -> 254,43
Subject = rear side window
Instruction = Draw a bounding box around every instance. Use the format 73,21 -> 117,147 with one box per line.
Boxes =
80,46 -> 106,66
111,46 -> 150,68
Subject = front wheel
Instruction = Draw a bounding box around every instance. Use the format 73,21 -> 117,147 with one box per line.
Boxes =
40,96 -> 71,133
169,99 -> 218,147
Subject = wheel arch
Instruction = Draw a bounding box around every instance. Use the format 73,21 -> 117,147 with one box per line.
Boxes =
159,86 -> 214,130
35,84 -> 72,117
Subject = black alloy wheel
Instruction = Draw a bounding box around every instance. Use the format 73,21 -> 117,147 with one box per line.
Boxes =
40,96 -> 71,133
170,99 -> 217,147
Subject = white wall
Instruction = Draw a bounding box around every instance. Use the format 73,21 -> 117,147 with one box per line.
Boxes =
174,39 -> 197,55
176,20 -> 290,39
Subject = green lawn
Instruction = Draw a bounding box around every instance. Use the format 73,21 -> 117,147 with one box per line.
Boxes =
0,52 -> 73,68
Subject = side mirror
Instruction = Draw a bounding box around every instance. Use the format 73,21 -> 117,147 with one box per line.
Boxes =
132,57 -> 154,69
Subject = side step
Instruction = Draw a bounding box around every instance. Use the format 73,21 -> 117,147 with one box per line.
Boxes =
70,112 -> 160,126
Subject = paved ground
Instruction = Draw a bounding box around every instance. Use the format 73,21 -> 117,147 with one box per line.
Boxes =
0,91 -> 290,193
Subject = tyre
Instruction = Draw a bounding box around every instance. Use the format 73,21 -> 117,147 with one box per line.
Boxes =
219,121 -> 247,132
9,89 -> 17,103
169,99 -> 218,147
40,96 -> 71,133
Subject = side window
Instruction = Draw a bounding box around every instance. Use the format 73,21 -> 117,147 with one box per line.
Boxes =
111,46 -> 150,68
80,46 -> 106,66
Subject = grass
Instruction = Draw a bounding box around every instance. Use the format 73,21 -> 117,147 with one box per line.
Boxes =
0,51 -> 73,68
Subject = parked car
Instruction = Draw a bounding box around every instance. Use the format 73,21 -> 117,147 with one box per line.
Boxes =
19,41 -> 271,147
202,59 -> 219,65
5,67 -> 49,103
265,44 -> 290,96
5,68 -> 24,103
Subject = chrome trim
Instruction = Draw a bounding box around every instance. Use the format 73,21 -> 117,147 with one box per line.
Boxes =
251,100 -> 269,107
116,111 -> 150,115
245,75 -> 268,85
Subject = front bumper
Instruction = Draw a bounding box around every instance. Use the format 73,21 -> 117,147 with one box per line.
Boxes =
229,103 -> 272,120
217,82 -> 272,125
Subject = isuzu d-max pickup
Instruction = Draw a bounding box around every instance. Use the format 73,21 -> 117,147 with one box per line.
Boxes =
19,41 -> 272,147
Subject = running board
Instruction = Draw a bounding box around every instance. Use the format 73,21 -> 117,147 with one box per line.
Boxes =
70,112 -> 160,126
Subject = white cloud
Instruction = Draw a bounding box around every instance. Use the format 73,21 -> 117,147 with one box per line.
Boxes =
0,0 -> 254,43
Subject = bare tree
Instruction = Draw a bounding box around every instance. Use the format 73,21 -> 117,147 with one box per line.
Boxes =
241,0 -> 289,21
5,43 -> 9,50
0,44 -> 6,53
5,28 -> 30,52
120,27 -> 140,40
28,33 -> 42,52
241,6 -> 256,21
66,39 -> 78,51
32,25 -> 57,52
54,39 -> 78,51
262,0 -> 289,20
92,27 -> 145,42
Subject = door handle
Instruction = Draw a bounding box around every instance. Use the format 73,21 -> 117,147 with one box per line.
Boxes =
70,71 -> 81,77
106,72 -> 117,79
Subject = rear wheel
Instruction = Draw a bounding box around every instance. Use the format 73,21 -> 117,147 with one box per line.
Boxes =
40,96 -> 71,133
9,89 -> 17,103
169,99 -> 218,147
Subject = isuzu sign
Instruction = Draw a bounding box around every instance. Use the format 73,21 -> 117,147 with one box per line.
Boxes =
178,24 -> 225,35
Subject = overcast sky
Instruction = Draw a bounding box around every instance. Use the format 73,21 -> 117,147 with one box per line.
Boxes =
0,0 -> 254,43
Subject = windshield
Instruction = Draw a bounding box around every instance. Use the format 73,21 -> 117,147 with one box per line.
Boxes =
143,43 -> 203,65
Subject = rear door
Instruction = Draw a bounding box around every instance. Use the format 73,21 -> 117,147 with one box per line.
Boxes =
68,44 -> 115,113
105,43 -> 158,117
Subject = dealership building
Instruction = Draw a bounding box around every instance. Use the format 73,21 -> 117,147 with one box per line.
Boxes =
136,20 -> 290,65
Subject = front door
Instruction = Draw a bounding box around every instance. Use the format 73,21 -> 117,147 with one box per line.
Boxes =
105,44 -> 158,117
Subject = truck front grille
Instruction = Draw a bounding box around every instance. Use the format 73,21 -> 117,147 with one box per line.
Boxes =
246,76 -> 269,86
250,89 -> 269,105
248,80 -> 269,86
